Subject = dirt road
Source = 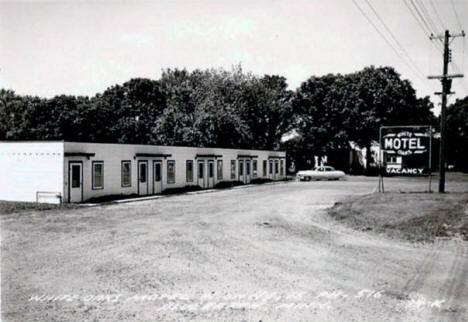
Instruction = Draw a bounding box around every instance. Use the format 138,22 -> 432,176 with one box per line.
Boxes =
2,176 -> 468,321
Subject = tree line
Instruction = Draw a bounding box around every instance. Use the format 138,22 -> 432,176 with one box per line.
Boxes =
1,65 -> 465,171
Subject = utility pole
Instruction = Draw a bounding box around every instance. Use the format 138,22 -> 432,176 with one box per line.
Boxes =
428,30 -> 465,193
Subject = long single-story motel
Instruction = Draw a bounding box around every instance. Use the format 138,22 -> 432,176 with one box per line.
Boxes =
0,141 -> 286,203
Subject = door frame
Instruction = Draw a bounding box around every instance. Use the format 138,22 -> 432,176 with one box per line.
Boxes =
137,160 -> 149,195
153,160 -> 163,194
68,160 -> 83,203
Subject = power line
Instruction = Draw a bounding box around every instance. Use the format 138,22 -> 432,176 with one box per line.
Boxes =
409,0 -> 438,35
403,0 -> 443,53
450,0 -> 463,31
363,0 -> 428,80
404,0 -> 432,35
415,0 -> 441,34
428,0 -> 446,31
351,0 -> 427,82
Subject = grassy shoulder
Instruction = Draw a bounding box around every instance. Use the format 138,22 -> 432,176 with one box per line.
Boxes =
0,201 -> 79,215
328,192 -> 468,242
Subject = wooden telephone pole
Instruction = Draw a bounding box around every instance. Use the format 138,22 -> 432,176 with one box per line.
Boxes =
428,30 -> 465,193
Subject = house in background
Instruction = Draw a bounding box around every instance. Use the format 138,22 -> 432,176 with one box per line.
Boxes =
0,141 -> 286,203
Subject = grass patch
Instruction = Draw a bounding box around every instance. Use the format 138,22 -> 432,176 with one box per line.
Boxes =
85,194 -> 140,203
0,201 -> 79,215
214,181 -> 244,189
161,185 -> 204,195
250,178 -> 273,184
328,192 -> 468,242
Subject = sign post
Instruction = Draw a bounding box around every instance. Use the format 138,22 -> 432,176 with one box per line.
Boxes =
379,125 -> 433,192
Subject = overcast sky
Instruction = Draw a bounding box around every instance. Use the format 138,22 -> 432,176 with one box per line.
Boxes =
1,0 -> 467,113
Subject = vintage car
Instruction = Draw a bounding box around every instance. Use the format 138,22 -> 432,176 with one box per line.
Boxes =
296,166 -> 345,181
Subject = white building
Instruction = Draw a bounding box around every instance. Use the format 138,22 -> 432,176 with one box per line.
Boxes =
0,141 -> 286,203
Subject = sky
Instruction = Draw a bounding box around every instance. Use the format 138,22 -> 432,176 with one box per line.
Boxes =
1,0 -> 467,114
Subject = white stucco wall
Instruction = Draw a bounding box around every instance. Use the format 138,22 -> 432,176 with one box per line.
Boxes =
63,142 -> 286,202
0,142 -> 64,203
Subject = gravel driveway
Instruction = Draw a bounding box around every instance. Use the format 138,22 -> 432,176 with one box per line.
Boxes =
2,176 -> 468,321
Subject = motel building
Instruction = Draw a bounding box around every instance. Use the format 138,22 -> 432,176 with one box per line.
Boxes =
0,141 -> 286,203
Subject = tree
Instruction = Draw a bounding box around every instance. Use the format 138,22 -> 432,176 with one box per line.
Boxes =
241,74 -> 294,150
291,73 -> 350,169
446,96 -> 468,171
347,67 -> 434,152
289,66 -> 435,171
0,89 -> 25,140
153,67 -> 252,148
94,78 -> 166,144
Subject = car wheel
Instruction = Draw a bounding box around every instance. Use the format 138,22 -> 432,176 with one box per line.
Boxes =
305,176 -> 311,181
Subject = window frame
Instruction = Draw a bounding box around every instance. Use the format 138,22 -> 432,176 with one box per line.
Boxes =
252,160 -> 257,177
280,160 -> 284,176
263,160 -> 267,177
167,160 -> 176,184
186,160 -> 194,183
92,161 -> 104,190
121,160 -> 132,187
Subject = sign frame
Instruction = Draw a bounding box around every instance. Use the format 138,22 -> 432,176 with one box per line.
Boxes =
378,125 -> 433,192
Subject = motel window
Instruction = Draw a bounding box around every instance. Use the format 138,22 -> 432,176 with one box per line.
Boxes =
275,161 -> 279,174
269,161 -> 273,174
209,162 -> 214,178
217,160 -> 223,180
139,162 -> 147,183
92,161 -> 104,190
154,162 -> 162,182
263,160 -> 267,177
167,160 -> 175,184
121,161 -> 131,187
239,160 -> 244,176
280,160 -> 284,176
186,160 -> 193,182
71,165 -> 81,188
253,160 -> 257,177
198,162 -> 204,179
246,161 -> 250,175
231,160 -> 236,179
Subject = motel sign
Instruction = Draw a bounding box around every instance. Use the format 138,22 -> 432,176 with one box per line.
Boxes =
379,126 -> 432,177
382,131 -> 427,156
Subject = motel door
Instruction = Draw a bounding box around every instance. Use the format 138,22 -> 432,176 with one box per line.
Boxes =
138,161 -> 149,195
69,162 -> 83,202
153,161 -> 163,194
197,160 -> 205,188
207,160 -> 215,188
